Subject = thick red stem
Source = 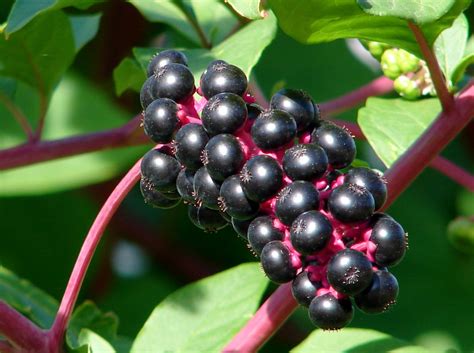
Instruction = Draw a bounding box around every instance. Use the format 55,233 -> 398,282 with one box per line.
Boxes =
430,156 -> 474,192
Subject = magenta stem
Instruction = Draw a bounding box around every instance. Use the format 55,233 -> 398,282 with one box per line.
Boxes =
430,156 -> 474,192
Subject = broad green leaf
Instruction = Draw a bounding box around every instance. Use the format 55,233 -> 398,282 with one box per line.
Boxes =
0,11 -> 75,94
0,266 -> 57,328
357,0 -> 455,25
69,13 -> 102,53
450,53 -> 474,83
268,0 -> 470,57
0,77 -> 17,98
292,328 -> 429,352
358,98 -> 441,167
74,329 -> 117,353
434,14 -> 468,82
225,0 -> 263,19
131,263 -> 268,353
5,0 -> 99,35
113,57 -> 145,95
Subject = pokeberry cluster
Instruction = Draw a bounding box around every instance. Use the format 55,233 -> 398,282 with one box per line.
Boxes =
138,49 -> 408,330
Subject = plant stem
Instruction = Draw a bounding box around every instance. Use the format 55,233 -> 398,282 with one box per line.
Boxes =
0,340 -> 14,353
0,92 -> 35,141
430,157 -> 474,192
49,159 -> 142,351
408,22 -> 454,112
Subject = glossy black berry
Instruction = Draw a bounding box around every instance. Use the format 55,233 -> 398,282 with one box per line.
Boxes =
176,168 -> 195,204
193,166 -> 221,210
290,211 -> 332,255
240,155 -> 283,203
251,109 -> 297,150
141,148 -> 181,192
203,134 -> 244,182
370,216 -> 407,267
247,103 -> 263,122
151,63 -> 194,102
355,270 -> 399,314
247,216 -> 284,255
275,181 -> 319,226
311,122 -> 356,169
308,294 -> 353,330
328,183 -> 375,223
188,205 -> 228,233
231,217 -> 253,240
283,144 -> 328,181
147,50 -> 188,77
140,76 -> 155,109
140,178 -> 181,209
219,175 -> 259,220
270,88 -> 317,132
260,241 -> 297,283
174,124 -> 209,171
345,167 -> 387,210
200,60 -> 247,99
291,271 -> 321,307
327,249 -> 373,296
143,98 -> 180,143
201,93 -> 247,136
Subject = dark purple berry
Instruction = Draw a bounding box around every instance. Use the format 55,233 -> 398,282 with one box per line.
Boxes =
176,168 -> 195,204
140,178 -> 181,209
151,63 -> 194,102
355,270 -> 399,314
174,124 -> 209,171
251,109 -> 297,150
247,216 -> 284,255
140,76 -> 155,109
260,241 -> 297,283
270,88 -> 317,132
203,134 -> 244,182
147,50 -> 188,77
141,148 -> 180,192
143,98 -> 180,143
219,175 -> 259,220
292,271 -> 321,307
308,294 -> 353,330
282,144 -> 328,181
311,122 -> 356,169
275,181 -> 319,226
240,155 -> 283,203
247,103 -> 263,122
328,183 -> 375,223
188,205 -> 228,232
290,211 -> 332,255
201,93 -> 247,136
231,217 -> 253,240
345,167 -> 387,210
200,60 -> 247,99
193,166 -> 221,210
327,249 -> 373,296
370,216 -> 407,267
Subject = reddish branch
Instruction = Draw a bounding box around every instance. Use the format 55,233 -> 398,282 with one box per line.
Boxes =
430,156 -> 474,192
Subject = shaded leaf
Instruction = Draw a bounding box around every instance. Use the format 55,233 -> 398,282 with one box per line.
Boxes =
0,77 -> 17,98
69,13 -> 102,53
225,0 -> 263,19
113,57 -> 145,95
73,329 -> 116,353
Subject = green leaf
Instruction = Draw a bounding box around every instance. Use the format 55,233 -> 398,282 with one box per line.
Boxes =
0,11 -> 75,94
0,77 -> 17,98
74,329 -> 117,353
69,13 -> 102,53
357,0 -> 455,25
5,0 -> 99,35
292,328 -> 429,352
113,57 -> 145,95
434,14 -> 468,82
225,0 -> 263,19
358,98 -> 441,167
268,0 -> 470,57
131,263 -> 268,353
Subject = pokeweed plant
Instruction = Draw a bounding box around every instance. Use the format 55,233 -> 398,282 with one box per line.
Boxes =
0,1 -> 474,353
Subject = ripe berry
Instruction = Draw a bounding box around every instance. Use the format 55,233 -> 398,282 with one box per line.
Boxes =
231,217 -> 254,240
327,249 -> 373,296
345,167 -> 387,210
140,178 -> 181,209
143,98 -> 180,143
251,109 -> 297,150
140,76 -> 155,109
270,88 -> 317,132
370,216 -> 407,267
201,93 -> 247,136
240,155 -> 283,202
203,134 -> 244,182
188,205 -> 228,232
308,294 -> 353,330
290,211 -> 332,255
147,50 -> 188,77
247,103 -> 263,122
219,175 -> 259,220
174,124 -> 209,171
355,270 -> 399,314
260,241 -> 297,283
291,271 -> 320,307
200,60 -> 247,99
275,181 -> 320,226
151,63 -> 194,102
141,148 -> 181,192
328,183 -> 375,223
311,122 -> 356,169
176,168 -> 195,204
247,216 -> 284,255
193,166 -> 221,210
282,144 -> 328,181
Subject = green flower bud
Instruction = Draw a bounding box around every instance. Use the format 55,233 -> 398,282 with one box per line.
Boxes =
448,217 -> 474,255
394,75 -> 421,100
367,41 -> 391,60
397,49 -> 421,74
381,49 -> 402,79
